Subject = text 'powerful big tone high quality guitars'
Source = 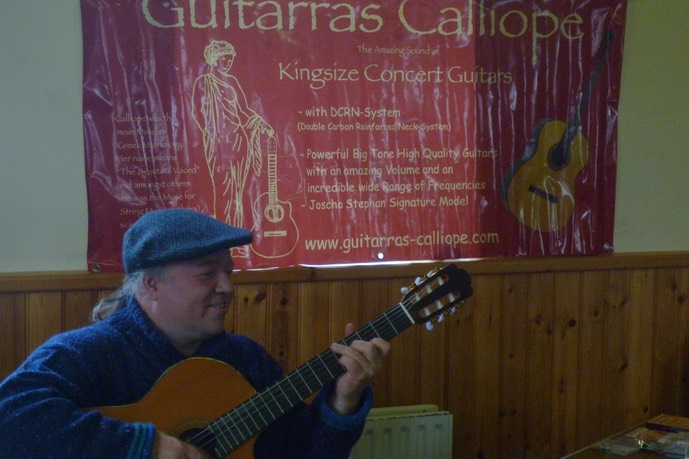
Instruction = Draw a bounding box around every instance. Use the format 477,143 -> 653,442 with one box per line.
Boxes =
95,264 -> 473,458
503,30 -> 614,232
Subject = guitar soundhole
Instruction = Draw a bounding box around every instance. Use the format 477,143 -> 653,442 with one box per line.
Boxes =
548,142 -> 571,171
265,204 -> 284,222
178,427 -> 219,458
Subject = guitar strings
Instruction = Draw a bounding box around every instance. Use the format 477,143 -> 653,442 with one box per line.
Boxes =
188,275 -> 457,455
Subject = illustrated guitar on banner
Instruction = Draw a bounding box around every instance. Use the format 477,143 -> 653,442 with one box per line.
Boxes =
251,133 -> 299,258
503,30 -> 614,232
94,264 -> 473,458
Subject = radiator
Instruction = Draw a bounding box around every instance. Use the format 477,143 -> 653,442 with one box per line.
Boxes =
349,405 -> 453,459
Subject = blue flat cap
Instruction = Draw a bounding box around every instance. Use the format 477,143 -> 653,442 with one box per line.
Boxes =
123,208 -> 253,273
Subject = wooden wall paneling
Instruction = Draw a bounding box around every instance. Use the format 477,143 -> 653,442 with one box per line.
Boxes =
358,278 -> 391,407
97,290 -> 115,308
329,281 -> 359,342
470,274 -> 502,459
498,273 -> 529,456
91,289 -> 115,325
625,269 -> 654,426
385,283 -> 421,408
524,272 -> 555,458
417,303 -> 447,408
298,282 -> 330,364
233,284 -> 269,348
550,271 -> 582,458
294,280 -> 330,404
601,270 -> 631,435
445,281 -> 475,458
0,293 -> 27,381
401,263 -> 452,409
5,254 -> 689,458
63,291 -> 98,332
223,288 -> 238,338
267,283 -> 299,374
575,271 -> 606,448
26,292 -> 62,354
651,268 -> 681,415
677,267 -> 689,415
325,280 -> 362,403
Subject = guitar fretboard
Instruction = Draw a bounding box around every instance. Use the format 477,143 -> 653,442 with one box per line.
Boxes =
266,135 -> 278,206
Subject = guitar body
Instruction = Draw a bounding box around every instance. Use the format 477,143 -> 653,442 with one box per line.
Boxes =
251,192 -> 298,258
96,358 -> 255,459
505,118 -> 589,232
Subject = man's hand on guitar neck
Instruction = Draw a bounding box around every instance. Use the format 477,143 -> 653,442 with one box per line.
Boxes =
153,431 -> 212,459
328,323 -> 390,415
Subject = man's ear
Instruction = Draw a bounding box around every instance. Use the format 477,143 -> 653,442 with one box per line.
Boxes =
140,273 -> 161,301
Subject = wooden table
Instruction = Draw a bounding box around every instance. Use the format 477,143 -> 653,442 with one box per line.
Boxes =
561,425 -> 684,458
562,449 -> 657,458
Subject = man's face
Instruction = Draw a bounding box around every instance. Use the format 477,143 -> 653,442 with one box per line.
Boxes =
145,249 -> 236,354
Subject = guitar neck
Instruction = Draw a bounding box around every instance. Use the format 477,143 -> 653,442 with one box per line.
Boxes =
551,30 -> 613,168
267,135 -> 278,205
205,302 -> 414,456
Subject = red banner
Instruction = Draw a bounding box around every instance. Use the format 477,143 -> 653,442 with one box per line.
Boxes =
82,0 -> 627,271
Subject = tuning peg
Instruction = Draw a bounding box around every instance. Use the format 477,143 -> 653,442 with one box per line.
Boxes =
414,277 -> 423,285
400,286 -> 410,295
425,321 -> 434,331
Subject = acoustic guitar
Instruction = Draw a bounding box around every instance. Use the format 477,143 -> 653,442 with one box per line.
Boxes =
96,264 -> 473,458
251,133 -> 298,258
503,30 -> 613,232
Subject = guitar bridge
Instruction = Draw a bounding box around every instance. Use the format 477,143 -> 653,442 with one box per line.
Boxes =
528,185 -> 558,203
264,230 -> 288,237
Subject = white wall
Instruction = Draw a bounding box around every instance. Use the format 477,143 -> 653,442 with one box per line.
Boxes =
1,0 -> 688,272
615,1 -> 689,252
0,1 -> 86,271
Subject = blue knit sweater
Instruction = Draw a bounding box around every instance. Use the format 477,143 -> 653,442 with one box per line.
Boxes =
0,298 -> 371,458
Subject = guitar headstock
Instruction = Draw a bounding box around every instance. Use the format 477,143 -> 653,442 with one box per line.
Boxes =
401,264 -> 473,330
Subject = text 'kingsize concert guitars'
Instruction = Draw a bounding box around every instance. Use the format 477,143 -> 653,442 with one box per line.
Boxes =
95,264 -> 472,458
503,30 -> 614,232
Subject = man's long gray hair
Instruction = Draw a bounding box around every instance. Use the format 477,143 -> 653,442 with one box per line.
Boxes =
91,267 -> 166,322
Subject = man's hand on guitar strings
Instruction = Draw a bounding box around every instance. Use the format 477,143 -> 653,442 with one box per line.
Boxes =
328,322 -> 390,415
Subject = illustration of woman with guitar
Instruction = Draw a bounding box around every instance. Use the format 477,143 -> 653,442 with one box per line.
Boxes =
0,209 -> 404,458
192,41 -> 272,258
192,40 -> 298,260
